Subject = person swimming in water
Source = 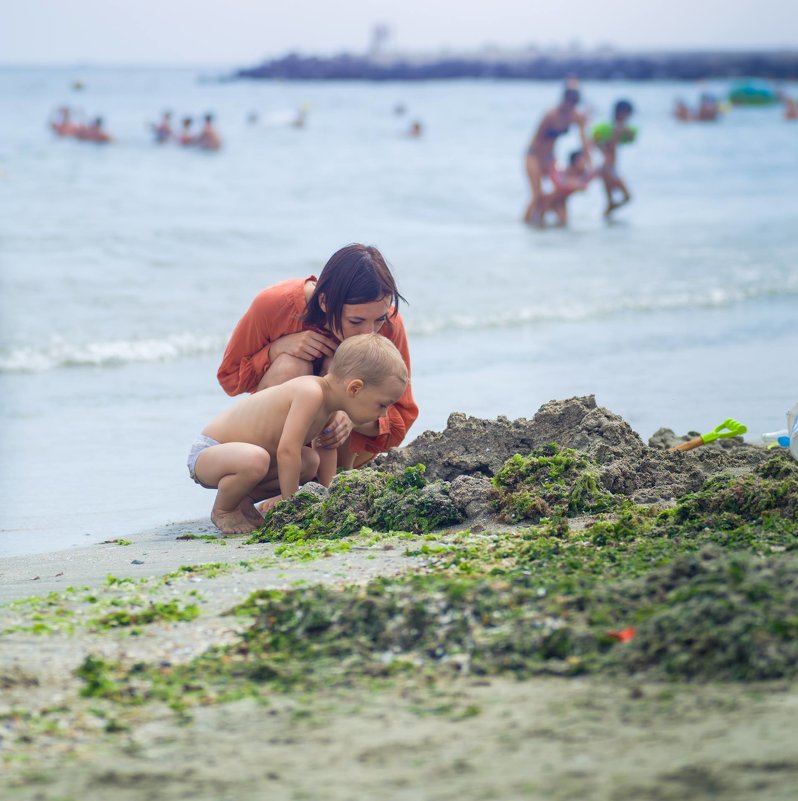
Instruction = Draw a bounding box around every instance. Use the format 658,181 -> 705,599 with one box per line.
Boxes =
178,117 -> 195,146
75,116 -> 112,144
151,111 -> 173,143
50,106 -> 79,137
697,93 -> 720,121
523,86 -> 589,226
196,113 -> 222,151
673,95 -> 721,123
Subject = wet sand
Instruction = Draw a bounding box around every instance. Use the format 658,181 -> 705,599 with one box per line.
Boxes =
2,400 -> 797,800
3,519 -> 798,801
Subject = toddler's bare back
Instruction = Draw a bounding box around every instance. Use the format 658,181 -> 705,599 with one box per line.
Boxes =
202,375 -> 329,455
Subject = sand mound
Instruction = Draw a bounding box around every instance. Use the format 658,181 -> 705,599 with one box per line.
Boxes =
252,397 -> 775,542
378,395 -> 769,507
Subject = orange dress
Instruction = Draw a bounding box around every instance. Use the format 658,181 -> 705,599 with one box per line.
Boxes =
217,277 -> 419,455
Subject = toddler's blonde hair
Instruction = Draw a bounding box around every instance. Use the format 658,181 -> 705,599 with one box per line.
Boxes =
329,333 -> 408,387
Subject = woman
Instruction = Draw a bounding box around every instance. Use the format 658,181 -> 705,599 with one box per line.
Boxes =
217,244 -> 418,471
523,86 -> 588,225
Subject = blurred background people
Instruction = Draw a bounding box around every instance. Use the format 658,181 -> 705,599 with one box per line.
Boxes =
594,99 -> 636,217
151,110 -> 173,143
178,116 -> 195,145
196,113 -> 222,150
50,106 -> 79,137
74,116 -> 112,143
523,86 -> 589,225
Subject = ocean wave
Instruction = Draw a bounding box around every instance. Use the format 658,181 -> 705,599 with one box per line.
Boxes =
1,279 -> 795,373
406,280 -> 798,336
0,333 -> 224,373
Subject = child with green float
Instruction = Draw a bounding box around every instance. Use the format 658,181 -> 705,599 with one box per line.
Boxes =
593,99 -> 636,217
187,334 -> 408,535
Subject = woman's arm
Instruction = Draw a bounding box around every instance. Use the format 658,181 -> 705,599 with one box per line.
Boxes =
217,281 -> 308,396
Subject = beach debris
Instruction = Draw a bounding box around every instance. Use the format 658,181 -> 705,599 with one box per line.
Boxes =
607,628 -> 636,642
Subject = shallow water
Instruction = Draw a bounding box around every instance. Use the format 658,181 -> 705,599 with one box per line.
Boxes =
1,66 -> 796,556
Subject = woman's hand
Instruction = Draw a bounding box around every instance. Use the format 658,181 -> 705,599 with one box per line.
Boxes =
269,331 -> 337,362
316,411 -> 354,449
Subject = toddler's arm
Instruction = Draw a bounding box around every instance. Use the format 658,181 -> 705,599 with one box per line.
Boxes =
276,383 -> 325,499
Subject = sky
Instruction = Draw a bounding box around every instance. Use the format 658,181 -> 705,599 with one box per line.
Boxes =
3,0 -> 796,66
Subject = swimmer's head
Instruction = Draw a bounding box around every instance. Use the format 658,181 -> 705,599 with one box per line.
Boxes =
182,117 -> 192,127
204,113 -> 214,124
614,100 -> 634,121
563,87 -> 581,107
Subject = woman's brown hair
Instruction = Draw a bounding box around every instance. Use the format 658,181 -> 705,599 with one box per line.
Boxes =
304,244 -> 405,336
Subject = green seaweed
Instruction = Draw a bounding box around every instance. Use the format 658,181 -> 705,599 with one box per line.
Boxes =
91,600 -> 200,629
491,444 -> 616,522
74,453 -> 798,710
248,464 -> 464,543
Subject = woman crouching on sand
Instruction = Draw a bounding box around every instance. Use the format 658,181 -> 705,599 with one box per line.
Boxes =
217,243 -> 418,471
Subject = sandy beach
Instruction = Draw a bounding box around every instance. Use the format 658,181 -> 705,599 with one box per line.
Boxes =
2,397 -> 798,800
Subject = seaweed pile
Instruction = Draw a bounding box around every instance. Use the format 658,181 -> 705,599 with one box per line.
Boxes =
79,398 -> 798,705
248,463 -> 464,541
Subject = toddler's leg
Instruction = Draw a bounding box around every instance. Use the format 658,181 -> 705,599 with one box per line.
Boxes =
194,443 -> 271,534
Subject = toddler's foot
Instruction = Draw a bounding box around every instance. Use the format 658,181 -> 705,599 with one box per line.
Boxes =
257,496 -> 282,515
238,499 -> 265,527
211,507 -> 259,536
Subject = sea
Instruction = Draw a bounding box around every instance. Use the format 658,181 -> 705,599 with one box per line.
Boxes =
1,66 -> 796,557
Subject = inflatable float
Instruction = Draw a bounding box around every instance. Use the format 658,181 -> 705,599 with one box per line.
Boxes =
592,121 -> 637,144
729,81 -> 779,106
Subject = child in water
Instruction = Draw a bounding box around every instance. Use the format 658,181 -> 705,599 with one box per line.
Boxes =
595,99 -> 635,217
187,333 -> 408,535
538,149 -> 596,226
178,117 -> 195,146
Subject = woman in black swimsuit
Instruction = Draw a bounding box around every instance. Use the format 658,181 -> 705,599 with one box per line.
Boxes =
523,87 -> 588,226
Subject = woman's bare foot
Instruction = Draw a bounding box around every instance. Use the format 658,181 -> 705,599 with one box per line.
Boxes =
211,507 -> 258,536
